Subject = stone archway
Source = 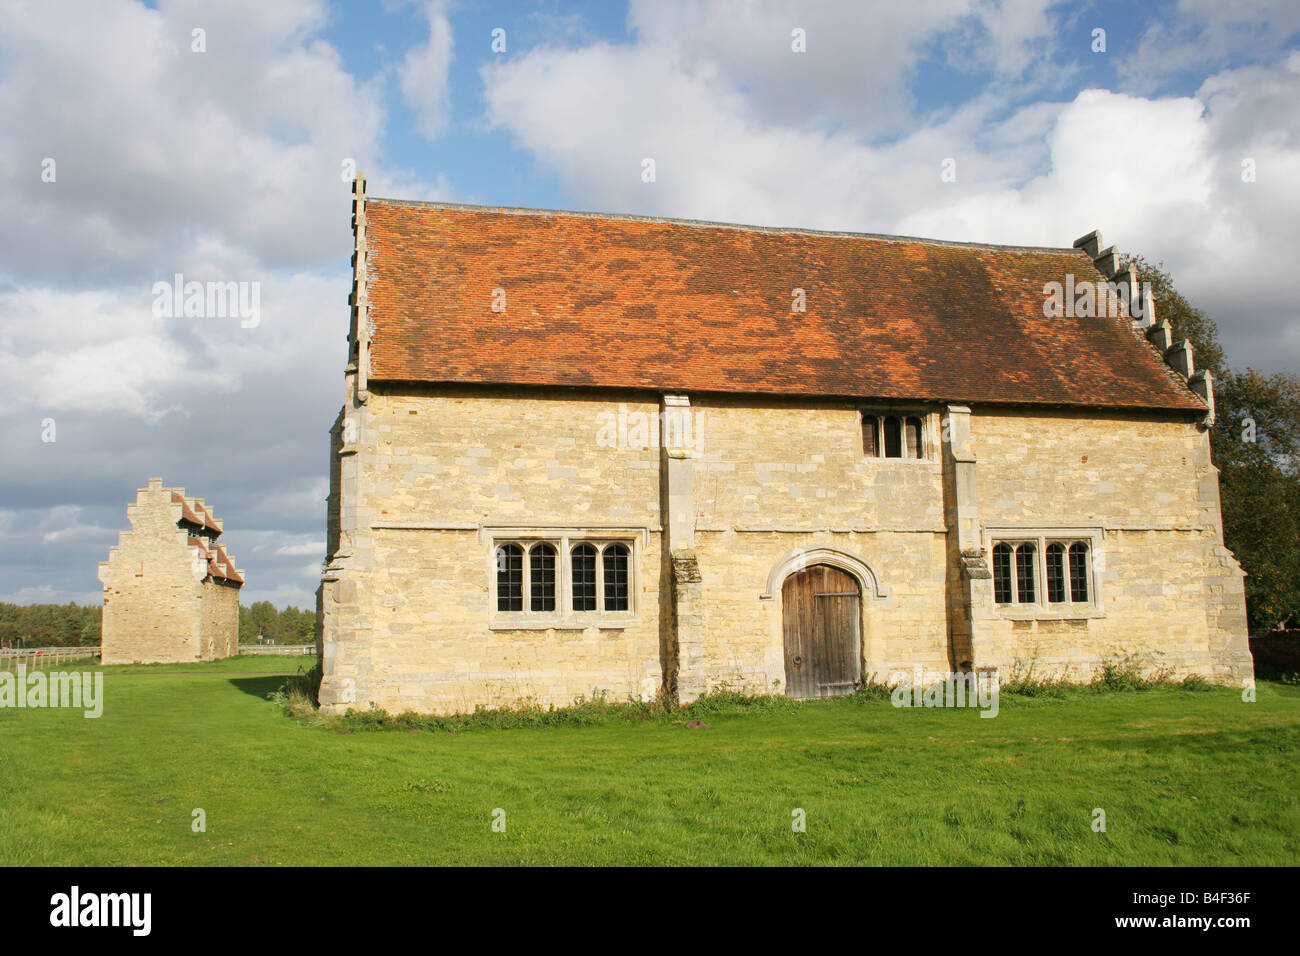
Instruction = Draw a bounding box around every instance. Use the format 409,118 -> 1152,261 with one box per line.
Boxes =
760,547 -> 889,602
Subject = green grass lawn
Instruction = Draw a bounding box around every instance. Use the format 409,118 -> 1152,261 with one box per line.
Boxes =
1,656 -> 1297,866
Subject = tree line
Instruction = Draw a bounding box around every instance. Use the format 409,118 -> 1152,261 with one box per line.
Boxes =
0,602 -> 100,648
0,601 -> 316,647
238,601 -> 316,645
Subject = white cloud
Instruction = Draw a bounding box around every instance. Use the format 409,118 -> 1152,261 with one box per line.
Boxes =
0,584 -> 102,606
0,0 -> 448,610
400,0 -> 455,141
0,269 -> 346,421
0,0 -> 440,284
621,0 -> 1063,137
1122,0 -> 1300,91
276,539 -> 326,557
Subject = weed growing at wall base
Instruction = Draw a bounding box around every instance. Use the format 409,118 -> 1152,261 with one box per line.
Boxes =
272,660 -> 1236,733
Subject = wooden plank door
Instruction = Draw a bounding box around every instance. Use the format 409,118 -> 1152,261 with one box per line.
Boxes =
782,565 -> 862,699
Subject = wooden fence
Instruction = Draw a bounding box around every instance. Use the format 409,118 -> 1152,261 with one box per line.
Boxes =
0,647 -> 101,669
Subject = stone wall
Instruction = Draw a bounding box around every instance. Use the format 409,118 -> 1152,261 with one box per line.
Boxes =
318,385 -> 1252,715
969,406 -> 1252,683
687,397 -> 951,696
201,579 -> 241,660
319,386 -> 665,714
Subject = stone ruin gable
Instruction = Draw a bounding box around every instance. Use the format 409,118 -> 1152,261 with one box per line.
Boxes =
99,478 -> 244,665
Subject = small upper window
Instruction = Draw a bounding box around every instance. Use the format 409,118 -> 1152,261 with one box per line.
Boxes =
883,415 -> 902,457
862,415 -> 879,456
904,417 -> 922,458
862,413 -> 925,459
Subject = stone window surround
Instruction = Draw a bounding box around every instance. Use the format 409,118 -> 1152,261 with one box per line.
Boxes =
857,406 -> 940,462
486,526 -> 643,630
982,526 -> 1105,620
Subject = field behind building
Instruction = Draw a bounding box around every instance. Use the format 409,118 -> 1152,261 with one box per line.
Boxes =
0,656 -> 1297,866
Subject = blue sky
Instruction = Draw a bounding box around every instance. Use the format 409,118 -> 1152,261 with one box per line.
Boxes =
345,1 -> 632,210
307,0 -> 1286,211
1,0 -> 1297,609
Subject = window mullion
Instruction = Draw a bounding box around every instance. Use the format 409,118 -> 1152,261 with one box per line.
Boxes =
1037,536 -> 1046,607
522,542 -> 531,612
560,535 -> 570,616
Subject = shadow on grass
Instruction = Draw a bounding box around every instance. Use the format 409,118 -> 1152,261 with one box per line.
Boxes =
229,675 -> 291,699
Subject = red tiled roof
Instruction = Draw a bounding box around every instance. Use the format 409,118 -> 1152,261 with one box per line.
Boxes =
362,200 -> 1204,412
186,536 -> 223,580
172,493 -> 204,526
188,534 -> 243,586
194,502 -> 221,533
214,544 -> 244,585
174,493 -> 222,534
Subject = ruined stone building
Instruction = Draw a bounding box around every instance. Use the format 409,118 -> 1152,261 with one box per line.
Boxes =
100,478 -> 244,664
316,174 -> 1251,715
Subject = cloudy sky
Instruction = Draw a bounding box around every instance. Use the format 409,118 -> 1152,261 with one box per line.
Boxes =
1,0 -> 1297,609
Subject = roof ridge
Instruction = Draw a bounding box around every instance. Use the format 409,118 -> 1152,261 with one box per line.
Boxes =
365,196 -> 1084,256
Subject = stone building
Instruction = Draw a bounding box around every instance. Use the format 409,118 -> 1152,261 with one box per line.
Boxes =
100,478 -> 244,664
316,174 -> 1252,715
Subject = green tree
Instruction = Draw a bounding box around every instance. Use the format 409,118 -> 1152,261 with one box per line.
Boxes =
247,600 -> 278,643
1211,370 -> 1300,632
0,603 -> 102,647
80,614 -> 101,647
235,600 -> 320,644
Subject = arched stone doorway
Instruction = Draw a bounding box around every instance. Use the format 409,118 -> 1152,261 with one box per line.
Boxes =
781,564 -> 863,699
